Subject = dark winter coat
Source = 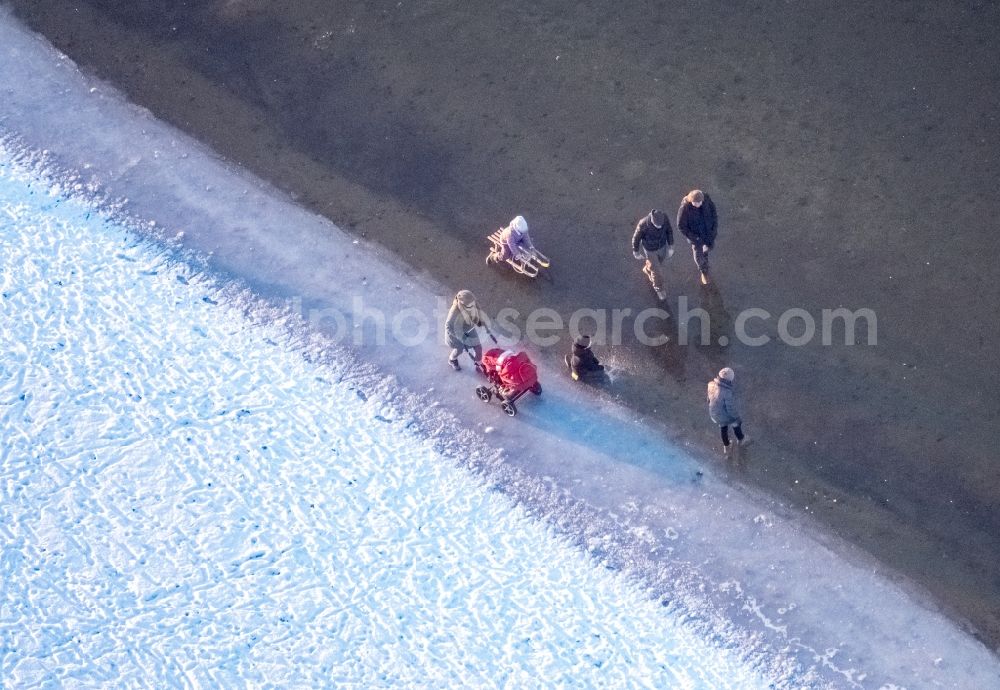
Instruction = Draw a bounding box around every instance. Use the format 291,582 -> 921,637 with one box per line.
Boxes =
707,376 -> 741,427
570,343 -> 604,375
677,195 -> 718,248
632,213 -> 674,254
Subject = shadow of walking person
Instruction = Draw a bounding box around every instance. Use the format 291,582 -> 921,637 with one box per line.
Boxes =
727,443 -> 750,473
630,300 -> 688,383
698,281 -> 733,368
659,327 -> 688,383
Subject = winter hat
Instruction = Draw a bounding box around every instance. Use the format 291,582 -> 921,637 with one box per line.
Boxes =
649,209 -> 666,228
510,215 -> 529,235
574,335 -> 592,349
455,289 -> 477,307
719,367 -> 735,381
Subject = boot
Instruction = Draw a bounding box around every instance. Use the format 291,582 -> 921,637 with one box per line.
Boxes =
655,286 -> 667,301
449,358 -> 461,371
700,270 -> 710,285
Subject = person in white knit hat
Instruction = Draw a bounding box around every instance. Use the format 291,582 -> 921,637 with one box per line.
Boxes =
707,366 -> 747,453
491,215 -> 536,264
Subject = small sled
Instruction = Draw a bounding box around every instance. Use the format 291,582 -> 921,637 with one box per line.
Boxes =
475,348 -> 542,417
486,229 -> 551,278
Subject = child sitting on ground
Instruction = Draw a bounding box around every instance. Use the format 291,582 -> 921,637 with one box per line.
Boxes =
564,335 -> 604,381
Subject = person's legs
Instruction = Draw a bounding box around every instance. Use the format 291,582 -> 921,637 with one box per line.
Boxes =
720,425 -> 731,446
487,239 -> 499,264
733,424 -> 745,442
448,347 -> 463,369
692,243 -> 710,273
643,248 -> 664,291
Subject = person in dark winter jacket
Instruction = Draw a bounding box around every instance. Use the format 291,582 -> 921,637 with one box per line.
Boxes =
564,335 -> 605,381
632,209 -> 674,300
677,189 -> 718,285
707,367 -> 747,453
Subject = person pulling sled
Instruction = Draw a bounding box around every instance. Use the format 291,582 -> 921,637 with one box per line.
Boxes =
486,215 -> 550,277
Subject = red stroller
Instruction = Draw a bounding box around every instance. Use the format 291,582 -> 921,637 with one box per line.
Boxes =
475,348 -> 542,417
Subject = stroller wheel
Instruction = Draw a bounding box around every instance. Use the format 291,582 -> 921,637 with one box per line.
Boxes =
530,382 -> 542,395
475,386 -> 492,402
501,401 -> 517,417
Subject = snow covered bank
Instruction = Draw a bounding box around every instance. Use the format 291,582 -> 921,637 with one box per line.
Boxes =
0,148 -> 765,687
2,7 -> 999,688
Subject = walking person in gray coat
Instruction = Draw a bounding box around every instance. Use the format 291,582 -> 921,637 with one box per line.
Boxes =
632,209 -> 675,301
707,367 -> 747,453
677,189 -> 718,285
444,289 -> 490,371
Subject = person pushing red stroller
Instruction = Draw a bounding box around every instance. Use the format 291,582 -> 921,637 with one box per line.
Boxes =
475,348 -> 542,417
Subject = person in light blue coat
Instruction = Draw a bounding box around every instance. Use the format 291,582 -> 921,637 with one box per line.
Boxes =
707,367 -> 747,453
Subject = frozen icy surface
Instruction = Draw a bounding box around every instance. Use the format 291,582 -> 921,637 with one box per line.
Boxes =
0,149 -> 765,688
2,6 -> 1000,688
